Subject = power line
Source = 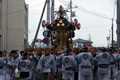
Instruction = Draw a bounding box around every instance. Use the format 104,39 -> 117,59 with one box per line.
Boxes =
0,1 -> 115,24
60,0 -> 114,20
59,0 -> 69,5
0,3 -> 44,17
76,7 -> 113,20
62,0 -> 69,3
82,25 -> 110,29
0,0 -> 114,21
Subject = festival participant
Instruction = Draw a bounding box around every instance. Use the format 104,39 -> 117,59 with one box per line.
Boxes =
76,46 -> 93,80
116,48 -> 120,80
108,49 -> 117,80
37,47 -> 56,80
90,47 -> 98,80
56,51 -> 64,80
11,50 -> 21,80
2,51 -> 13,80
111,47 -> 119,71
29,51 -> 37,80
56,48 -> 68,80
96,47 -> 110,80
73,48 -> 80,80
19,52 -> 31,80
62,48 -> 77,80
0,51 -> 7,80
35,52 -> 42,80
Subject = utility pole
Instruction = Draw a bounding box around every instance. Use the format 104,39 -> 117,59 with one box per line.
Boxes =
50,0 -> 55,46
109,30 -> 111,48
112,18 -> 114,48
117,0 -> 120,51
51,0 -> 54,22
46,0 -> 51,47
32,1 -> 47,48
47,0 -> 50,23
70,0 -> 72,22
106,36 -> 110,48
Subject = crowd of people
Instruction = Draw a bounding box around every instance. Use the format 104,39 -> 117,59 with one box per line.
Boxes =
0,46 -> 120,80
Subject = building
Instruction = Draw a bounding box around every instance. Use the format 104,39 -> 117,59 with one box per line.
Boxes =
73,38 -> 93,48
33,38 -> 92,48
110,40 -> 117,48
34,39 -> 46,48
0,0 -> 28,51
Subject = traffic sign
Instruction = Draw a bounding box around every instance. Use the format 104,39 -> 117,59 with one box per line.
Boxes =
43,38 -> 49,44
43,31 -> 48,37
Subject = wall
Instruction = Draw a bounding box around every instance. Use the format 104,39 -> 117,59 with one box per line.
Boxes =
6,0 -> 24,51
0,0 -> 2,29
0,0 -> 2,50
0,0 -> 28,51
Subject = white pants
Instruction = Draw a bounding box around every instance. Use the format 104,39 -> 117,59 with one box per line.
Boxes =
6,73 -> 11,80
30,70 -> 35,80
117,71 -> 120,80
0,75 -> 5,80
78,70 -> 81,80
62,71 -> 65,79
62,65 -> 65,79
109,64 -> 117,79
79,69 -> 93,80
98,73 -> 109,80
64,70 -> 74,80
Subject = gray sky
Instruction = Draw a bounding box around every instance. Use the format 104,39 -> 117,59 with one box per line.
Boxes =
25,0 -> 117,47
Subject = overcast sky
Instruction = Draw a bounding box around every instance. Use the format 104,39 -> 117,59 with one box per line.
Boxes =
25,0 -> 116,47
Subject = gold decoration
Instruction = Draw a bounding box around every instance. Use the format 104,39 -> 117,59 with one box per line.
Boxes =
62,23 -> 65,26
59,20 -> 63,23
57,23 -> 60,26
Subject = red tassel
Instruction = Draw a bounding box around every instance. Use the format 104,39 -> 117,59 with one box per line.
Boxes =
77,23 -> 81,30
42,20 -> 46,27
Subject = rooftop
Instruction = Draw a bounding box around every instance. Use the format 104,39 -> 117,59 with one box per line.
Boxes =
73,38 -> 93,43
